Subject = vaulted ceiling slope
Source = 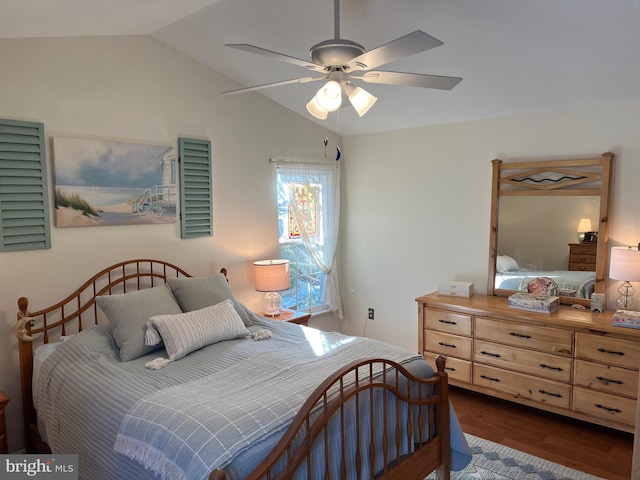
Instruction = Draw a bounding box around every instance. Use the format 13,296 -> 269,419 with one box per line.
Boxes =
2,0 -> 640,136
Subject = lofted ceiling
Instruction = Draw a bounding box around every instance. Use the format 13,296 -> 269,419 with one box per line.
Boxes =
2,0 -> 640,136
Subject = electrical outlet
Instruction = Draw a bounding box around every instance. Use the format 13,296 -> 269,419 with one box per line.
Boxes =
368,308 -> 374,320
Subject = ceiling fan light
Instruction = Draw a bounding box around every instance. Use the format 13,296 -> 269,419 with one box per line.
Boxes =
315,80 -> 342,112
306,96 -> 328,119
347,86 -> 378,117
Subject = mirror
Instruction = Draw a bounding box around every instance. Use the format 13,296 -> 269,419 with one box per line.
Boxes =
487,153 -> 614,306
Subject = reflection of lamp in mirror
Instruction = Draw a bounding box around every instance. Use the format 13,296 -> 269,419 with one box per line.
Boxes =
609,246 -> 640,310
577,218 -> 593,243
254,259 -> 291,316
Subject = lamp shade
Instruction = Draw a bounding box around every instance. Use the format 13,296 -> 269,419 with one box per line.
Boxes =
609,247 -> 640,281
315,81 -> 342,112
254,259 -> 291,292
577,218 -> 592,232
306,96 -> 328,120
345,84 -> 377,117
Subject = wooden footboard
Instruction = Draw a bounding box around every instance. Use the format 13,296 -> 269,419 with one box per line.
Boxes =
210,356 -> 451,480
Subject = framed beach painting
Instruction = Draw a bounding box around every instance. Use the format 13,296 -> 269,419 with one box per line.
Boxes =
52,136 -> 177,228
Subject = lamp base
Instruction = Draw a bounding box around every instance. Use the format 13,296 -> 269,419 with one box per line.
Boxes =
615,281 -> 634,310
262,292 -> 283,317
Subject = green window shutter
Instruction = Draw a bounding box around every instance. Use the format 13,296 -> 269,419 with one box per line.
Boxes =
0,119 -> 51,251
178,137 -> 212,239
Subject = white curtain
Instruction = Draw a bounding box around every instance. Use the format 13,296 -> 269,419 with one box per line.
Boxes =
277,161 -> 343,320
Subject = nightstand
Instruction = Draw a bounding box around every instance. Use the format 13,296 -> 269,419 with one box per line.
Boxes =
259,309 -> 312,326
0,390 -> 9,454
568,242 -> 597,271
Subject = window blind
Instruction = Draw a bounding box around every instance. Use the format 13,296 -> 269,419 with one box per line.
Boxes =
178,137 -> 213,239
0,119 -> 51,251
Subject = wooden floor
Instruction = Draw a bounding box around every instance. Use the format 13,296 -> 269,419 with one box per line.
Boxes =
449,387 -> 635,480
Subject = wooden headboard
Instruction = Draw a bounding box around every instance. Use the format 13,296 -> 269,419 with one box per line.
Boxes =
15,259 -> 197,451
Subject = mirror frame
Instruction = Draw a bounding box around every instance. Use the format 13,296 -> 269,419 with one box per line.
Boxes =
487,153 -> 614,306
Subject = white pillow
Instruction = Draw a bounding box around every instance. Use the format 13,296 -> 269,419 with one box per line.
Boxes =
146,299 -> 250,362
496,255 -> 520,273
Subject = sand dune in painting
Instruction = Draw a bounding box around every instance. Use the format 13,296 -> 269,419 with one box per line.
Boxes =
56,203 -> 177,228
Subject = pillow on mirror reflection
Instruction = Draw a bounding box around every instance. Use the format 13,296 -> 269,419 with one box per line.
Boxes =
525,277 -> 559,297
496,255 -> 520,273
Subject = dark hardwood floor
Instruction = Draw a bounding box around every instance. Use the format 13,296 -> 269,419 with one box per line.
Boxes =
449,387 -> 635,480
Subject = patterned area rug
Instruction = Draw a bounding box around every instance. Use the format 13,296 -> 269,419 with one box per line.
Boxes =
427,434 -> 604,480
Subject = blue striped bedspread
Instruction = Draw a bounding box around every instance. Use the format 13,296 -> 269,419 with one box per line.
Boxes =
37,313 -> 471,480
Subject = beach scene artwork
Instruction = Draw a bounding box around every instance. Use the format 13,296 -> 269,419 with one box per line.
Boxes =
53,136 -> 177,228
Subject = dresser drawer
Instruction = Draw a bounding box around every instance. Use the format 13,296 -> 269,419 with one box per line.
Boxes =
570,244 -> 597,256
575,333 -> 640,369
423,351 -> 472,383
424,308 -> 472,337
568,263 -> 596,272
474,340 -> 572,383
473,364 -> 571,409
573,386 -> 637,427
569,253 -> 596,265
574,359 -> 638,398
424,331 -> 472,360
475,317 -> 573,355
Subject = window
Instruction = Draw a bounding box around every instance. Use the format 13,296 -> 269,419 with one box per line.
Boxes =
275,162 -> 342,318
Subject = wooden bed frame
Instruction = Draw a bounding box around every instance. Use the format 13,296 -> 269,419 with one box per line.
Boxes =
15,259 -> 451,480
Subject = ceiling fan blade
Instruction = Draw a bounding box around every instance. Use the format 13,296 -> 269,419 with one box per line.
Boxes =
226,44 -> 325,72
346,31 -> 443,71
353,71 -> 462,90
222,76 -> 325,95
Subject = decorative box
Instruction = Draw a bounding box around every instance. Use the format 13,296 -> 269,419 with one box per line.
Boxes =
612,309 -> 640,329
508,292 -> 559,314
438,281 -> 474,298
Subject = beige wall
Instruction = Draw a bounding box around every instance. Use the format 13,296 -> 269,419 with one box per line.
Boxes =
340,103 -> 640,348
0,35 -> 340,451
3,33 -> 640,464
340,103 -> 640,471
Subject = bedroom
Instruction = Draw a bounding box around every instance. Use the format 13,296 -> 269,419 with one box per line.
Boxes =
1,0 -> 640,478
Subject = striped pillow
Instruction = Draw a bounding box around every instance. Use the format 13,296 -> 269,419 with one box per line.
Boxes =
146,299 -> 250,361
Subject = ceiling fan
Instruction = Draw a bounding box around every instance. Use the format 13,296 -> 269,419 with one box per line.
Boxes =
222,0 -> 462,119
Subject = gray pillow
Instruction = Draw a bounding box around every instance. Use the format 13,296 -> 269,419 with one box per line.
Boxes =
146,299 -> 250,362
96,285 -> 183,361
166,274 -> 252,326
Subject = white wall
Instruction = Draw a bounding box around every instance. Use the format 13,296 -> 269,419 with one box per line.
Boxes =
0,35 -> 340,451
340,103 -> 640,350
498,195 -> 600,270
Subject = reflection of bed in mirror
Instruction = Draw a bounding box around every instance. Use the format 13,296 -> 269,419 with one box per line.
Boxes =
488,153 -> 614,306
495,255 -> 595,298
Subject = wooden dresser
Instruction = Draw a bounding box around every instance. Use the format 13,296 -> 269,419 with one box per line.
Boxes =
417,292 -> 640,432
568,242 -> 597,271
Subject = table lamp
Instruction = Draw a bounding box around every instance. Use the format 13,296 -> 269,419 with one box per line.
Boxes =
254,259 -> 290,316
609,246 -> 640,310
577,218 -> 593,243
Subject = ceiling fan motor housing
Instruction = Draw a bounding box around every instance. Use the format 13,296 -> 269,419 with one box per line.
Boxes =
310,39 -> 365,68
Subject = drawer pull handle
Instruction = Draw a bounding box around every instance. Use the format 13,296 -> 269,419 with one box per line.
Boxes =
539,363 -> 563,371
480,351 -> 502,358
595,404 -> 622,414
480,374 -> 500,382
509,332 -> 532,339
596,376 -> 623,385
438,319 -> 457,325
438,342 -> 457,349
538,389 -> 562,398
597,348 -> 624,356
445,367 -> 456,372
